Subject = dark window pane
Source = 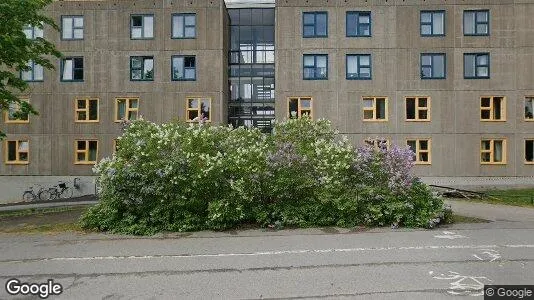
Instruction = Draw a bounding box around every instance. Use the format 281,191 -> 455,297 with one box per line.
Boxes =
526,141 -> 534,162
7,142 -> 17,161
74,69 -> 83,80
89,100 -> 98,120
74,58 -> 83,68
132,16 -> 142,26
406,98 -> 416,119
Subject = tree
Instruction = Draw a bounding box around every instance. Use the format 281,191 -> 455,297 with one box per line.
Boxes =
0,0 -> 61,138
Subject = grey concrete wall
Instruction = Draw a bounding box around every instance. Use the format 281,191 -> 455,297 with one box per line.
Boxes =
275,0 -> 534,178
0,0 -> 228,176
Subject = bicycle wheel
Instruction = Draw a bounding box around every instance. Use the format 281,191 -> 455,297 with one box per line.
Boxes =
59,187 -> 73,199
38,189 -> 52,201
48,188 -> 58,200
22,191 -> 35,202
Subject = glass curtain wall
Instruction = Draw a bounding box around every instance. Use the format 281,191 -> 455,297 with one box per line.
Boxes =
228,8 -> 275,132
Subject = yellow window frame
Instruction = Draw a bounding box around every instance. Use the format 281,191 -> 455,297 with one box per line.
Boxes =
405,96 -> 431,122
5,140 -> 29,165
4,98 -> 30,124
186,97 -> 212,122
74,140 -> 99,165
75,97 -> 99,123
480,96 -> 506,122
480,139 -> 507,165
362,96 -> 388,121
114,98 -> 139,122
407,139 -> 431,165
525,96 -> 534,121
525,139 -> 534,165
288,97 -> 313,119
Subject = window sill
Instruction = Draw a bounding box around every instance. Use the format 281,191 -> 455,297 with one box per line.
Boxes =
347,77 -> 372,80
480,162 -> 507,165
75,120 -> 100,123
406,119 -> 431,122
5,121 -> 30,124
5,162 -> 29,165
480,120 -> 507,122
363,119 -> 388,122
414,162 -> 432,165
75,162 -> 97,165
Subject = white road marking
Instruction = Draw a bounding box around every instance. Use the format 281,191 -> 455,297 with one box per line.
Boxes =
2,244 -> 533,263
432,271 -> 491,297
434,231 -> 468,240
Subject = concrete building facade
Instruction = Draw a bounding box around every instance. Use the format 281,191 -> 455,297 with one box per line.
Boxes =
0,0 -> 533,202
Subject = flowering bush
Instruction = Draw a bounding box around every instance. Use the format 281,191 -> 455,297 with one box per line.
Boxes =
81,118 -> 445,234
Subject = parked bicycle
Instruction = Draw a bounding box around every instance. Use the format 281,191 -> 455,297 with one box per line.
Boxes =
22,185 -> 51,202
46,181 -> 74,200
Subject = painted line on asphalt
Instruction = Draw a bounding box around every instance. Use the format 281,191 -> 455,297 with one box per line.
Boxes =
2,244 -> 534,264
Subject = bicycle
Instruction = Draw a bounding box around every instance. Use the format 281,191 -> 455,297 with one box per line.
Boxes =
22,185 -> 51,202
47,181 -> 74,200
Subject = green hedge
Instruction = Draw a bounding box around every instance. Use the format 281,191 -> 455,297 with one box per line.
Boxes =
81,118 -> 446,235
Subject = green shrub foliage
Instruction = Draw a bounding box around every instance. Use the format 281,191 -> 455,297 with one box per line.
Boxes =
81,118 -> 445,234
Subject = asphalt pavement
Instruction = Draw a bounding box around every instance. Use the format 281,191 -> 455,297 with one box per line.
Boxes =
1,219 -> 533,299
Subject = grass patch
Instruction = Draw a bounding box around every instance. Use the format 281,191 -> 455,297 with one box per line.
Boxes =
477,188 -> 534,208
0,206 -> 89,219
0,205 -> 91,234
0,223 -> 85,234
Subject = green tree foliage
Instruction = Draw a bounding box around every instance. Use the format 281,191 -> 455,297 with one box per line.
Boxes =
0,0 -> 61,138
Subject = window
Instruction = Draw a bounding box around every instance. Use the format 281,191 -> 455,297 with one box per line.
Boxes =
62,16 -> 84,40
288,97 -> 312,119
464,10 -> 489,36
172,13 -> 196,38
346,11 -> 371,37
364,138 -> 389,150
346,54 -> 371,80
20,60 -> 43,82
526,140 -> 534,164
23,24 -> 43,39
363,97 -> 388,121
186,98 -> 211,122
115,98 -> 139,122
480,96 -> 505,121
113,139 -> 120,154
407,139 -> 431,164
421,53 -> 445,79
61,57 -> 84,82
172,56 -> 196,81
5,140 -> 29,164
5,99 -> 30,124
406,97 -> 430,121
525,97 -> 534,121
421,11 -> 445,36
303,12 -> 327,38
303,54 -> 328,80
130,56 -> 154,81
464,53 -> 490,79
75,140 -> 98,164
75,98 -> 99,122
481,139 -> 506,164
130,15 -> 154,39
